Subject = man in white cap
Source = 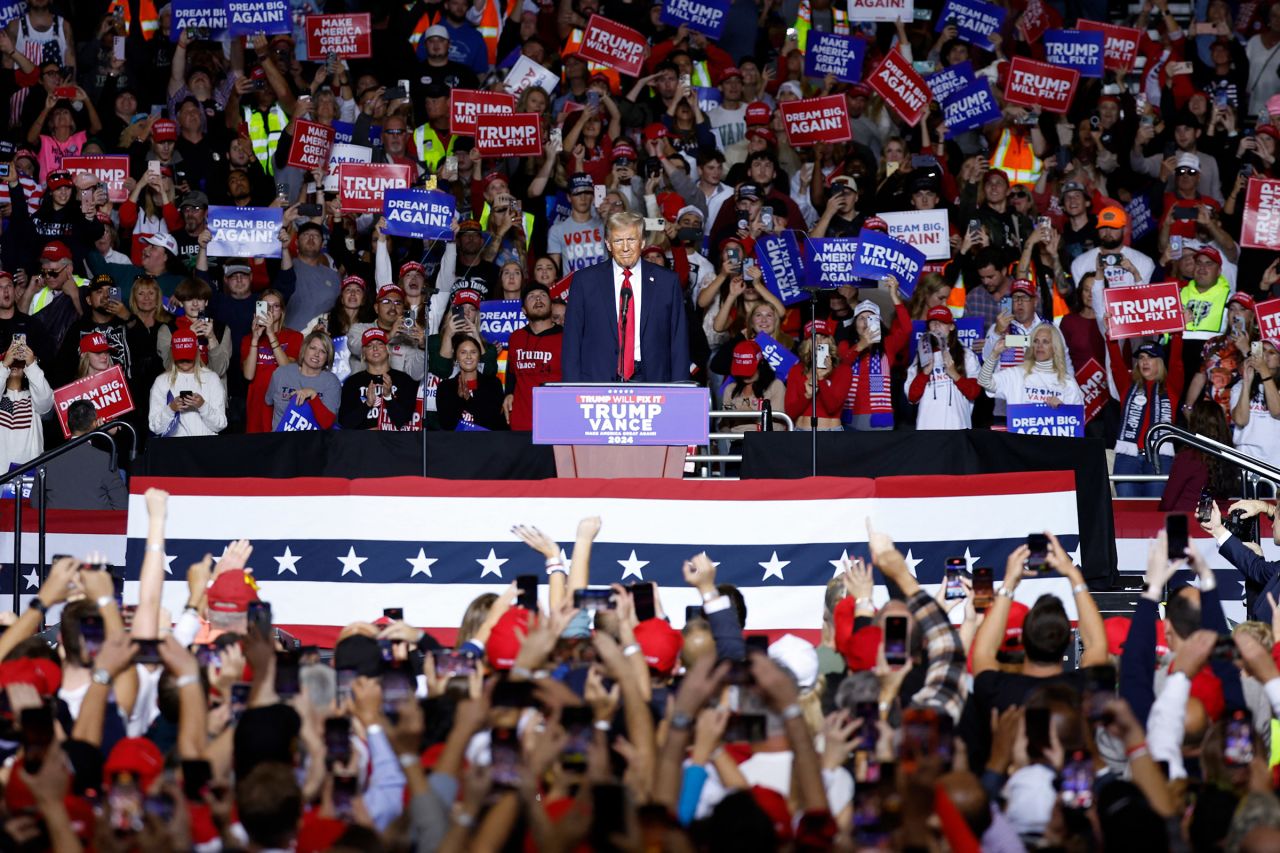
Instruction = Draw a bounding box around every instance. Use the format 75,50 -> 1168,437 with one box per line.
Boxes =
87,231 -> 186,302
1131,110 -> 1222,202
417,23 -> 478,94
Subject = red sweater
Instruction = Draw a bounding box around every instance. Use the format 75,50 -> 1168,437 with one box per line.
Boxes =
504,325 -> 563,431
785,362 -> 852,422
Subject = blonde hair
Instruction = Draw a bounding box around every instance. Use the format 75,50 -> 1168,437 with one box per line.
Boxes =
301,330 -> 334,370
1022,323 -> 1070,384
1130,350 -> 1168,386
128,276 -> 173,324
1235,620 -> 1274,649
798,336 -> 839,372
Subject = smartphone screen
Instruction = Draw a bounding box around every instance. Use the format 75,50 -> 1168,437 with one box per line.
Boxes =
573,588 -> 615,611
382,607 -> 404,622
435,650 -> 478,678
1197,492 -> 1215,524
1024,533 -> 1049,577
492,678 -> 536,708
560,705 -> 592,770
855,700 -> 879,751
1166,513 -> 1189,561
20,705 -> 53,773
1025,706 -> 1050,757
973,567 -> 994,612
181,759 -> 212,801
135,639 -> 162,664
724,713 -> 767,742
944,557 -> 966,601
247,600 -> 272,635
324,717 -> 352,766
1225,709 -> 1254,766
685,604 -> 704,623
336,668 -> 356,706
515,574 -> 538,611
490,726 -> 521,787
630,582 -> 656,622
883,616 -> 908,667
332,774 -> 358,819
1060,751 -> 1095,809
380,667 -> 412,718
274,650 -> 300,698
79,614 -> 104,659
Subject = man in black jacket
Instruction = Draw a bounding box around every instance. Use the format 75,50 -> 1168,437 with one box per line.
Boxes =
338,328 -> 418,430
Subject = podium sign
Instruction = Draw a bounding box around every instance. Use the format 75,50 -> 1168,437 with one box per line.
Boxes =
532,385 -> 708,446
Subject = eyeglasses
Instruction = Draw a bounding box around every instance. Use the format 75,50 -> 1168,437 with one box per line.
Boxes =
1175,167 -> 1198,175
1010,190 -> 1030,198
377,298 -> 404,306
383,128 -> 406,135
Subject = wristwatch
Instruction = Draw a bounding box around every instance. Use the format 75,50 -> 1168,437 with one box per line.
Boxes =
92,668 -> 111,686
670,710 -> 694,731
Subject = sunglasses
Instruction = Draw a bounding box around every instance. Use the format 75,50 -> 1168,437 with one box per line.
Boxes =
383,128 -> 406,135
1010,190 -> 1030,198
1175,167 -> 1198,175
376,298 -> 404,306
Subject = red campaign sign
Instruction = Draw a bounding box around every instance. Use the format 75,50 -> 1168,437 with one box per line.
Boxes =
575,15 -> 647,77
1003,56 -> 1079,114
337,163 -> 412,213
779,95 -> 852,147
285,119 -> 335,171
1018,0 -> 1057,44
550,272 -> 573,302
1077,20 -> 1141,71
450,90 -> 517,136
1256,298 -> 1280,341
867,50 -> 929,127
1075,358 -> 1108,423
474,113 -> 543,158
52,365 -> 134,439
1103,282 -> 1185,340
1241,177 -> 1280,250
305,14 -> 372,59
62,155 -> 129,203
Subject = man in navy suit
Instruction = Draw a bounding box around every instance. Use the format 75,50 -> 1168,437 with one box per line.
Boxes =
562,211 -> 690,383
1202,499 -> 1280,624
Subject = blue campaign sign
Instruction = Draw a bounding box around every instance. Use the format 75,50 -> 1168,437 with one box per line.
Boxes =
755,332 -> 799,382
851,229 -> 925,297
170,0 -> 229,41
332,120 -> 380,145
1043,29 -> 1105,78
803,31 -> 867,84
1126,192 -> 1155,241
226,0 -> 291,36
532,385 -> 710,445
925,61 -> 975,105
910,318 -> 985,362
659,0 -> 729,39
802,237 -> 859,289
0,2 -> 22,29
382,189 -> 455,241
695,87 -> 722,114
756,232 -> 807,306
935,0 -> 1007,52
1007,404 -> 1085,437
941,78 -> 1003,136
479,300 -> 526,345
275,399 -> 322,432
206,206 -> 283,258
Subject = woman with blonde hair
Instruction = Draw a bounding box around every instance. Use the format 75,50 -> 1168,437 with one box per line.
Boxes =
148,329 -> 227,437
126,275 -> 172,391
906,273 -> 953,321
979,323 -> 1083,407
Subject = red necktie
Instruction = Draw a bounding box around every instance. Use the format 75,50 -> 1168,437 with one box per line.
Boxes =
618,267 -> 635,380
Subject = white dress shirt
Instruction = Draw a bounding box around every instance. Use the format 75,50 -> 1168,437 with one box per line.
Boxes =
611,260 -> 643,362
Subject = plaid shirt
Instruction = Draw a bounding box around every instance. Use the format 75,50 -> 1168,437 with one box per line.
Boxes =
905,590 -> 968,724
965,285 -> 1004,337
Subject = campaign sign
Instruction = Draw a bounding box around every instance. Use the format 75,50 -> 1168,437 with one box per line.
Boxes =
803,31 -> 867,84
52,366 -> 134,439
305,14 -> 372,59
479,300 -> 526,345
847,0 -> 914,22
382,189 -> 455,241
925,61 -> 975,105
803,237 -> 859,288
0,2 -> 23,30
329,142 -> 372,172
1241,177 -> 1280,250
1075,358 -> 1107,423
1008,403 -> 1086,437
756,232 -> 807,306
1076,20 -> 1141,71
910,319 -> 984,361
62,156 -> 129,203
504,55 -> 559,97
285,120 -> 335,171
941,78 -> 1002,136
868,49 -> 929,126
754,332 -> 799,382
532,385 -> 710,445
475,113 -> 543,158
1003,56 -> 1078,113
206,206 -> 283,258
338,163 -> 412,213
170,0 -> 228,41
659,0 -> 729,40
696,87 -> 723,114
576,15 -> 647,76
275,399 -> 321,432
1018,0 -> 1056,44
1043,29 -> 1105,78
851,229 -> 925,296
935,0 -> 1007,51
1255,298 -> 1280,341
226,0 -> 290,36
1103,282 -> 1185,339
779,95 -> 852,146
877,210 -> 950,261
1126,192 -> 1156,241
450,90 -> 517,136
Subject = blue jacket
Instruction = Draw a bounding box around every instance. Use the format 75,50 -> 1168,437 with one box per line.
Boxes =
1218,534 -> 1280,624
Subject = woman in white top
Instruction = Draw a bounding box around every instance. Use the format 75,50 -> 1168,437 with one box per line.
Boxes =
0,337 -> 52,469
1230,339 -> 1280,467
979,323 -> 1084,408
906,306 -> 983,429
148,330 -> 226,437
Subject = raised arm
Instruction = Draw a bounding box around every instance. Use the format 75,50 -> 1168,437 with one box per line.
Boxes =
131,488 -> 169,640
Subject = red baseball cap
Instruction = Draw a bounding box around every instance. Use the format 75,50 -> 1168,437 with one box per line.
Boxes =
341,275 -> 366,293
612,142 -> 637,162
79,332 -> 110,354
104,738 -> 165,789
399,261 -> 425,279
1011,279 -> 1036,297
643,122 -> 669,142
804,319 -> 836,338
634,618 -> 683,675
41,241 -> 71,264
717,67 -> 743,85
376,283 -> 405,302
926,306 -> 954,325
47,170 -> 73,191
206,569 -> 261,613
452,288 -> 481,308
171,329 -> 199,361
486,607 -> 531,670
746,127 -> 776,145
751,786 -> 793,841
1194,245 -> 1223,266
1001,601 -> 1029,653
730,340 -> 762,377
862,216 -> 888,232
362,327 -> 388,347
745,101 -> 771,126
151,118 -> 178,142
1229,292 -> 1256,311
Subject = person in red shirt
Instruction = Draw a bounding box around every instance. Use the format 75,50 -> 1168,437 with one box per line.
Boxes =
239,289 -> 302,433
786,321 -> 851,430
1161,152 -> 1221,242
503,283 -> 563,430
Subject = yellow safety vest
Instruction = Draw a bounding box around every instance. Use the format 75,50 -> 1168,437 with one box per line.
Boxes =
107,0 -> 159,40
479,202 -> 534,250
992,128 -> 1042,188
412,124 -> 458,172
1180,276 -> 1231,340
793,1 -> 849,53
243,105 -> 288,176
29,274 -> 86,315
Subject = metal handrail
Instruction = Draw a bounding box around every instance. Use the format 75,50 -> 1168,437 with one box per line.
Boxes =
686,410 -> 795,475
3,421 -> 137,613
1146,424 -> 1280,484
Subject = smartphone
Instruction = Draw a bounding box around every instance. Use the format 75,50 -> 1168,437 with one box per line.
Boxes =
901,707 -> 951,772
255,300 -> 270,322
113,36 -> 126,61
493,678 -> 538,708
274,650 -> 300,698
642,216 -> 665,231
1060,750 -> 1095,810
630,582 -> 656,622
451,304 -> 465,323
247,600 -> 272,635
1212,633 -> 1239,663
1025,706 -> 1050,757
1253,340 -> 1264,359
516,574 -> 538,611
332,774 -> 358,819
145,791 -> 176,823
54,85 -> 76,100
444,155 -> 458,176
999,295 -> 1013,314
435,650 -> 478,678
855,700 -> 880,751
324,717 -> 352,766
383,607 -> 404,622
297,203 -> 323,217
685,604 -> 704,623
1170,234 -> 1183,260
1166,513 -> 1189,561
108,773 -> 144,832
194,643 -> 221,669
135,638 -> 162,664
560,705 -> 592,771
230,683 -> 250,723
549,127 -> 562,148
1168,61 -> 1193,76
336,668 -> 356,706
402,314 -> 415,331
1005,334 -> 1029,348
380,666 -> 412,718
586,90 -> 601,109
1225,709 -> 1254,766
967,218 -> 983,240
944,558 -> 966,601
181,759 -> 212,801
490,726 -> 521,787
179,390 -> 193,400
973,567 -> 994,612
1196,492 -> 1215,524
883,615 -> 908,667
20,705 -> 53,773
593,184 -> 607,207
1023,533 -> 1050,577
721,712 -> 766,742
816,342 -> 831,369
384,86 -> 408,101
573,587 -> 615,610
1172,206 -> 1199,221
79,614 -> 104,659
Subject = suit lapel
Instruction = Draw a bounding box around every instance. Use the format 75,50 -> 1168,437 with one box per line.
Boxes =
638,260 -> 652,340
605,262 -> 621,347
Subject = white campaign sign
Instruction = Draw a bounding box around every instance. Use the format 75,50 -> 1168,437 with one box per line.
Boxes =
876,209 -> 951,261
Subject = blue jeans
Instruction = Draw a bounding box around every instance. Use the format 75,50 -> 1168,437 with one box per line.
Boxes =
1114,452 -> 1165,498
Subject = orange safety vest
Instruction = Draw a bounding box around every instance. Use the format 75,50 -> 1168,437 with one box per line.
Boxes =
562,29 -> 622,93
107,0 -> 160,41
992,128 -> 1042,188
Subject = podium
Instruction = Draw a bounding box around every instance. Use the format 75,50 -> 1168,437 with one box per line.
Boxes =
532,384 -> 709,479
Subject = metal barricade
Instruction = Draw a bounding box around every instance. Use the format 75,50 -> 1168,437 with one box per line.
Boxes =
685,408 -> 794,478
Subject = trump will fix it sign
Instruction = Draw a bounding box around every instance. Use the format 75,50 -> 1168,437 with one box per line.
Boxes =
1103,282 -> 1184,340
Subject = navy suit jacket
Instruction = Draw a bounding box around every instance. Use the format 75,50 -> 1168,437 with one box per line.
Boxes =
1219,533 -> 1280,624
561,259 -> 690,383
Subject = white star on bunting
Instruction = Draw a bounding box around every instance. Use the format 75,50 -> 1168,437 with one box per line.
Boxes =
338,546 -> 367,577
963,547 -> 980,573
23,568 -> 39,590
274,546 -> 301,576
163,554 -> 176,575
407,549 -> 437,578
618,550 -> 649,581
903,549 -> 923,577
477,548 -> 508,579
829,549 -> 852,578
1068,542 -> 1082,567
759,551 -> 790,581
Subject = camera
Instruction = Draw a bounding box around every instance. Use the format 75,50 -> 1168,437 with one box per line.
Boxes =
1223,508 -> 1254,540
